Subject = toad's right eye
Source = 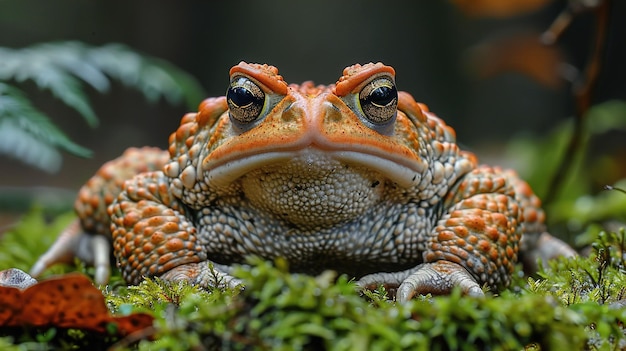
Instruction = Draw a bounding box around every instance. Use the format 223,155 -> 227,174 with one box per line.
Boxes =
227,76 -> 265,124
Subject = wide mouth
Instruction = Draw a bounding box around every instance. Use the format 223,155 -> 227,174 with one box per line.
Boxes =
205,147 -> 425,189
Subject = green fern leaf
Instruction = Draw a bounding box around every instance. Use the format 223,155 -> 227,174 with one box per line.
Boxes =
86,43 -> 205,107
27,42 -> 111,93
0,41 -> 205,172
0,44 -> 100,126
0,83 -> 92,172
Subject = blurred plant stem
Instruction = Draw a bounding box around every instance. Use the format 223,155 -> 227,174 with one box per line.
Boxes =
543,0 -> 611,205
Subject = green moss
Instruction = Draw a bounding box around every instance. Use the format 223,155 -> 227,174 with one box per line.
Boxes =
0,207 -> 75,273
106,255 -> 624,350
2,209 -> 626,350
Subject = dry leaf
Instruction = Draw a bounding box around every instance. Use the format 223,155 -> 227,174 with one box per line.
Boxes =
451,0 -> 554,18
0,271 -> 153,336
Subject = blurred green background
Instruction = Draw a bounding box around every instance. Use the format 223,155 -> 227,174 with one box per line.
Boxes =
0,0 -> 624,233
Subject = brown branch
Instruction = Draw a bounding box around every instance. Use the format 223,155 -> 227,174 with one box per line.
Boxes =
542,0 -> 611,205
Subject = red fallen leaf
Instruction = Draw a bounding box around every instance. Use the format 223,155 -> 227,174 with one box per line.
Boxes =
451,0 -> 554,18
0,272 -> 153,336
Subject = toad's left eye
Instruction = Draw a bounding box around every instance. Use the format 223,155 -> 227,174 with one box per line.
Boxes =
359,77 -> 397,125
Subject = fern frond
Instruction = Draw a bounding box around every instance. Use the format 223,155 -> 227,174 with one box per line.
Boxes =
0,83 -> 91,172
86,43 -> 205,107
0,44 -> 101,126
0,41 -> 205,172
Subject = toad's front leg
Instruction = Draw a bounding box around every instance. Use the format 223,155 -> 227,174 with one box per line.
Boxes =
109,171 -> 240,289
360,166 -> 525,301
401,167 -> 529,300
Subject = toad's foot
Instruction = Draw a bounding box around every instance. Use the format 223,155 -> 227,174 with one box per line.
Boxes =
30,219 -> 111,285
358,261 -> 483,302
520,232 -> 578,273
159,262 -> 243,290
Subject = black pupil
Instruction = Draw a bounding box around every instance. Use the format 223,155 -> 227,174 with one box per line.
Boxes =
369,86 -> 396,106
228,86 -> 257,107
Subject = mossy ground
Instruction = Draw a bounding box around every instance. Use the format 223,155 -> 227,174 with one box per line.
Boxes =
1,208 -> 626,350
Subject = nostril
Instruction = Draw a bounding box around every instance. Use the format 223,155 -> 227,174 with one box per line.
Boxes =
325,103 -> 344,122
281,102 -> 299,122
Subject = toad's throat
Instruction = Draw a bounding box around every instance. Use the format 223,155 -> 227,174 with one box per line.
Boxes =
238,152 -> 387,229
205,146 -> 425,189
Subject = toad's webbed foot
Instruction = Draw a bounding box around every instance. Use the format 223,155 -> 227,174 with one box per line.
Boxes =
358,261 -> 483,302
160,262 -> 243,290
396,261 -> 483,300
30,219 -> 111,285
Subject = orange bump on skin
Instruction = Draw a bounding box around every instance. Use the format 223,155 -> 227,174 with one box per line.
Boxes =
467,235 -> 479,244
449,246 -> 469,260
334,63 -> 395,96
123,243 -> 134,256
167,141 -> 176,154
142,243 -> 154,254
177,231 -> 189,240
132,221 -> 148,235
524,208 -> 538,222
506,246 -> 516,258
123,212 -> 140,228
499,234 -> 508,245
462,215 -> 486,233
454,226 -> 469,238
165,238 -> 184,252
432,141 -> 445,155
147,183 -> 158,194
142,226 -> 155,237
489,247 -> 499,261
444,217 -> 461,226
444,252 -> 463,264
196,97 -> 227,127
157,253 -> 175,265
161,222 -> 180,234
424,252 -> 437,262
491,213 -> 508,228
481,178 -> 493,191
485,227 -> 500,241
133,236 -> 144,247
147,216 -> 165,227
176,123 -> 193,142
477,239 -> 492,252
437,231 -> 456,242
89,197 -> 100,209
141,206 -> 161,218
124,228 -> 135,238
150,232 -> 165,244
185,136 -> 195,148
